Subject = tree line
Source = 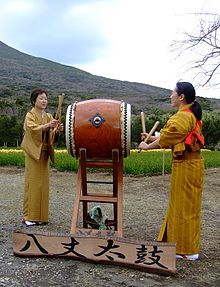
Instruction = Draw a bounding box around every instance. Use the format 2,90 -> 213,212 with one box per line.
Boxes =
0,112 -> 219,150
131,112 -> 220,150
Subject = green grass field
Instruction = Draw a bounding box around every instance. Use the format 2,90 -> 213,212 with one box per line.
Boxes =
0,148 -> 219,176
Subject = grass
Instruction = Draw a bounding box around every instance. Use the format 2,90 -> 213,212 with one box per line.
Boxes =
0,148 -> 219,176
124,149 -> 172,175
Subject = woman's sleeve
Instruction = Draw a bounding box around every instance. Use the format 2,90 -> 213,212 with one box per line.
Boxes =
159,112 -> 195,148
21,113 -> 44,160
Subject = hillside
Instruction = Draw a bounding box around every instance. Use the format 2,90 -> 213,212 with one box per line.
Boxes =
0,40 -> 220,117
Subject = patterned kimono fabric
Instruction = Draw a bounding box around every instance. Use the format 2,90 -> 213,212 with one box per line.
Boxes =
157,104 -> 204,255
22,108 -> 53,222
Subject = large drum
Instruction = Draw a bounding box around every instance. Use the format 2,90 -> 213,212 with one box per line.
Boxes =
66,99 -> 131,159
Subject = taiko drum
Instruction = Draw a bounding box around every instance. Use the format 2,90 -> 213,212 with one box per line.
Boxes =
65,99 -> 131,159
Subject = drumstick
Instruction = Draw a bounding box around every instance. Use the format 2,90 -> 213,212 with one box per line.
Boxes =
138,112 -> 146,153
55,93 -> 64,121
143,121 -> 160,143
141,112 -> 146,134
53,94 -> 64,135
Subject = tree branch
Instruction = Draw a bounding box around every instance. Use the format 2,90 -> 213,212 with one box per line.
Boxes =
171,13 -> 220,87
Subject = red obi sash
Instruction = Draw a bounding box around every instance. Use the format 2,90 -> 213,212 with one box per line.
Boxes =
183,109 -> 204,145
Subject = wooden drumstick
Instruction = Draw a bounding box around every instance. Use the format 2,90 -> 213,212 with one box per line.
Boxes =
144,121 -> 160,143
138,112 -> 146,153
49,94 -> 64,164
55,93 -> 64,121
141,112 -> 146,134
53,94 -> 64,133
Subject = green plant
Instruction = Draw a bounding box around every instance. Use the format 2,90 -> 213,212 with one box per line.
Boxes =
0,149 -> 219,176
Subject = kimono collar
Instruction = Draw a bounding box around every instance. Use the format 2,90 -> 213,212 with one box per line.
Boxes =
31,107 -> 46,118
179,103 -> 193,112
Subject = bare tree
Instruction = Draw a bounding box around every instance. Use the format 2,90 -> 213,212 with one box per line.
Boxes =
172,13 -> 220,87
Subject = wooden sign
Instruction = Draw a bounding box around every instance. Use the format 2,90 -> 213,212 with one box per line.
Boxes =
13,231 -> 176,275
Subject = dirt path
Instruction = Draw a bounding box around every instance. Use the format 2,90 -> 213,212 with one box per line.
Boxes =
0,166 -> 219,286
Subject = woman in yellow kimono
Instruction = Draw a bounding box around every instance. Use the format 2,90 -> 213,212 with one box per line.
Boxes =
21,88 -> 63,226
139,82 -> 204,261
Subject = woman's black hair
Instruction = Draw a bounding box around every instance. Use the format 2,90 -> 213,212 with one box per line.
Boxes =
30,88 -> 48,107
176,82 -> 202,120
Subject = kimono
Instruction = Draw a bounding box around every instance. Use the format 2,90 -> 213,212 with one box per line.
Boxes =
21,107 -> 53,222
157,104 -> 205,255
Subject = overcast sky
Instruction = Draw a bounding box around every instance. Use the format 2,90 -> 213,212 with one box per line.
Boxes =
0,0 -> 219,99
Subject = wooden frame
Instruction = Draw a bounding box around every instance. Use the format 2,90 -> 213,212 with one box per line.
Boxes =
70,148 -> 123,237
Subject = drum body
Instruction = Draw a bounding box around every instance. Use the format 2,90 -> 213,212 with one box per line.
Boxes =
66,99 -> 131,159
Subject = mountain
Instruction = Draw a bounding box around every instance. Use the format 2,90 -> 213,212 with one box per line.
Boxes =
0,41 -> 219,117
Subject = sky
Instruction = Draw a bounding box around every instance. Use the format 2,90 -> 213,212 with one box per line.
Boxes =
0,0 -> 219,99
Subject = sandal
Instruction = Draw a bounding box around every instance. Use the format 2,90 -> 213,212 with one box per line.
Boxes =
22,219 -> 37,226
22,219 -> 48,226
176,254 -> 199,261
37,222 -> 48,225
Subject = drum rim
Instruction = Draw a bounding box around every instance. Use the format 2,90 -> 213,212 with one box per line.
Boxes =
65,103 -> 76,157
121,101 -> 131,158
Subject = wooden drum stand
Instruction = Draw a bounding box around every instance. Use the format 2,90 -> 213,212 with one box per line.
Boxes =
70,148 -> 123,237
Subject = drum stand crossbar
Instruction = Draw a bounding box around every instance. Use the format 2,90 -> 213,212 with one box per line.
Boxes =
70,148 -> 123,237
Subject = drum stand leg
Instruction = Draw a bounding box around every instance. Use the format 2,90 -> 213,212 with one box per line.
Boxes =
70,148 -> 123,237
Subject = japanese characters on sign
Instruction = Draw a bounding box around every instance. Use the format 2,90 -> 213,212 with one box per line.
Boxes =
13,231 -> 176,275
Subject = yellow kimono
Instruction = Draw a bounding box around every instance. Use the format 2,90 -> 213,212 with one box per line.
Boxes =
158,104 -> 204,255
21,108 -> 53,222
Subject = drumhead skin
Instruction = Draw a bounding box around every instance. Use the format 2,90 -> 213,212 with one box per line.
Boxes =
66,99 -> 131,159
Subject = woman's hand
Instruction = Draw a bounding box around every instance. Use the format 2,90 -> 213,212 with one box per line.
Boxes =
138,141 -> 149,150
43,119 -> 58,131
49,119 -> 59,128
138,137 -> 160,151
141,133 -> 159,143
141,132 -> 148,141
56,122 -> 64,135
